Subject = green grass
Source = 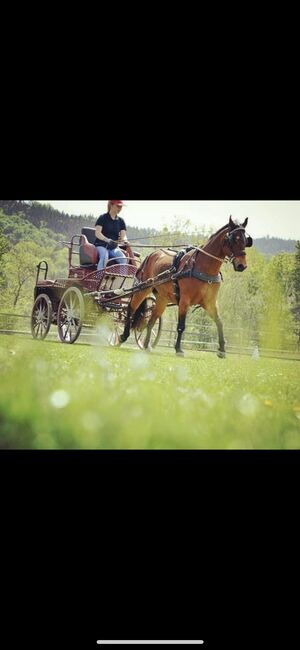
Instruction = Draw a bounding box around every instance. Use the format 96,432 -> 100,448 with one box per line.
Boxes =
0,333 -> 300,449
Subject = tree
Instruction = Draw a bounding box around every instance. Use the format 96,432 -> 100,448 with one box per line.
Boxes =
258,253 -> 296,351
0,229 -> 10,260
217,248 -> 266,347
1,241 -> 48,309
292,241 -> 300,297
291,241 -> 300,349
0,228 -> 11,291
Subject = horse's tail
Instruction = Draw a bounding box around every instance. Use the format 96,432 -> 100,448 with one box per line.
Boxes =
131,298 -> 149,330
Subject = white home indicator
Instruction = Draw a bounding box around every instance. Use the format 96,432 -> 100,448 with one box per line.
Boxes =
97,642 -> 204,645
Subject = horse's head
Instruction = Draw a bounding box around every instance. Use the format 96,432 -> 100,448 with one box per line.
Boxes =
223,216 -> 253,272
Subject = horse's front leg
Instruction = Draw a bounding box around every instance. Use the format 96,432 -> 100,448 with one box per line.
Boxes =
175,301 -> 189,356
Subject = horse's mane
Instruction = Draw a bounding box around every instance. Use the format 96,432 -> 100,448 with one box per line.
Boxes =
206,223 -> 229,243
206,219 -> 240,244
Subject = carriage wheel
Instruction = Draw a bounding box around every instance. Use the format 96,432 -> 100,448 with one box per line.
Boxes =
57,287 -> 85,344
135,317 -> 162,349
107,316 -> 125,347
31,294 -> 53,340
134,297 -> 163,349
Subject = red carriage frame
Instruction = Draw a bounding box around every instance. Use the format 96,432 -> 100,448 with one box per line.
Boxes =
31,228 -> 162,348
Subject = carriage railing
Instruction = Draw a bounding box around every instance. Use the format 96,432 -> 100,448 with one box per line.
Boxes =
67,235 -> 82,268
36,261 -> 49,284
80,263 -> 138,293
64,234 -> 95,268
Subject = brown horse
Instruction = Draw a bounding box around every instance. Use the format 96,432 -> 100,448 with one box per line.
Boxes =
119,216 -> 253,357
120,242 -> 140,269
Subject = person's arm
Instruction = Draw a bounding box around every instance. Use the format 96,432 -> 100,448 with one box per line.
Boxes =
95,225 -> 114,245
118,229 -> 128,243
118,218 -> 128,244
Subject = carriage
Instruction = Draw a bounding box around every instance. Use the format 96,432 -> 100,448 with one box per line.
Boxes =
30,228 -> 162,348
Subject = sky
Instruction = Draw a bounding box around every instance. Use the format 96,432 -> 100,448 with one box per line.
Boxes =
39,201 -> 300,240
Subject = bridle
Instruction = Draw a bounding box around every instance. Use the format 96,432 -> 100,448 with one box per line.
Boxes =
225,226 -> 252,256
196,226 -> 253,265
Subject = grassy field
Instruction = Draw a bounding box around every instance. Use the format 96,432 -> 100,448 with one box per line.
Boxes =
0,333 -> 300,449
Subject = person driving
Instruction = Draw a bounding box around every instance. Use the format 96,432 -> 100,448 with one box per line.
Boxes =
94,200 -> 128,270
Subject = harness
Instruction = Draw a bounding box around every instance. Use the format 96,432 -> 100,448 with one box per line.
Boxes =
172,248 -> 222,284
172,224 -> 252,285
173,267 -> 222,284
169,247 -> 222,304
136,225 -> 252,304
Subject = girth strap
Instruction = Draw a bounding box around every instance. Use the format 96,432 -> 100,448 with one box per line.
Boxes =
172,268 -> 222,284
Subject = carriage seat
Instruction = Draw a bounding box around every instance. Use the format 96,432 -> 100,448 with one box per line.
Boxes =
81,227 -> 96,244
79,234 -> 98,266
80,227 -> 141,264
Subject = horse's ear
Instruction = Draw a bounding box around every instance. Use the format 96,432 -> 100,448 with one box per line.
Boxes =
242,218 -> 248,228
229,215 -> 235,229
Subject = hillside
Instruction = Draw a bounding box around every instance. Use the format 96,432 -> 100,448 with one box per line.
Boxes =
254,236 -> 297,256
0,200 -> 298,253
0,201 -> 157,243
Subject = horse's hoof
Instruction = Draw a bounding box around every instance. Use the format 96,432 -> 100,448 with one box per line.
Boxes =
176,350 -> 184,357
217,351 -> 226,359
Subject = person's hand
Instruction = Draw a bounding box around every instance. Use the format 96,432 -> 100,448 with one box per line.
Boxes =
107,239 -> 116,250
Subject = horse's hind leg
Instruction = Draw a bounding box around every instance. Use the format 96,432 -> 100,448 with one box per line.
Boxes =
142,295 -> 168,350
215,316 -> 226,358
120,290 -> 151,344
119,304 -> 132,344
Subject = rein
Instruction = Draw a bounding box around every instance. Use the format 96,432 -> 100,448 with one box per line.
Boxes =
115,224 -> 250,258
123,243 -> 191,249
195,247 -> 226,263
123,242 -> 230,260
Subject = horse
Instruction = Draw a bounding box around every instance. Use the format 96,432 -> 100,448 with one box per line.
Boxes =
119,216 -> 253,357
120,241 -> 140,269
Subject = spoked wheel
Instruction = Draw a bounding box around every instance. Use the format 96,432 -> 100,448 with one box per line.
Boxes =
31,294 -> 53,340
57,287 -> 85,344
107,316 -> 125,347
134,297 -> 163,349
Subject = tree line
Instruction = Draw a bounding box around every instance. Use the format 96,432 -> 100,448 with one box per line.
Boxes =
0,200 -> 297,254
0,201 -> 157,243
